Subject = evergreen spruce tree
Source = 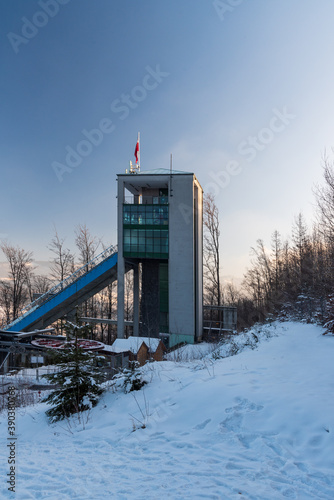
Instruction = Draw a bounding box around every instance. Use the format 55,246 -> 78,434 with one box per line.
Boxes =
323,294 -> 334,335
42,320 -> 104,423
118,361 -> 147,393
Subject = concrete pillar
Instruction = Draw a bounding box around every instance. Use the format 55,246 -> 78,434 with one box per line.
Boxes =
117,177 -> 125,339
141,260 -> 160,336
133,263 -> 140,337
117,257 -> 125,338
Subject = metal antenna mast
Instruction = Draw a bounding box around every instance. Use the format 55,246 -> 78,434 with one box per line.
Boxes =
170,153 -> 173,197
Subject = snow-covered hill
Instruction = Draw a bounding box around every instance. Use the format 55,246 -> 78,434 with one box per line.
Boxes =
1,322 -> 334,499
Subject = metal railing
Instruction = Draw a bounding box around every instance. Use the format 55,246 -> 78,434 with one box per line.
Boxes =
4,245 -> 117,331
124,196 -> 168,205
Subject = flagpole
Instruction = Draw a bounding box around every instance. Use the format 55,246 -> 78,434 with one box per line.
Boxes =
138,131 -> 140,171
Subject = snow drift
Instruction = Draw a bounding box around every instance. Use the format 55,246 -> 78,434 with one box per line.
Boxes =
1,321 -> 334,499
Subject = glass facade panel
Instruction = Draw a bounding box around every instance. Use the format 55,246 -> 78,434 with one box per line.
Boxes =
123,204 -> 169,258
123,204 -> 168,227
123,227 -> 168,258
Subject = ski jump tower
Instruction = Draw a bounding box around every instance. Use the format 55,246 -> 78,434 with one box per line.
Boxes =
117,166 -> 203,347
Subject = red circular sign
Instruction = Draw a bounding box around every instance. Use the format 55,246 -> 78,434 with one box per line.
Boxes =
31,339 -> 105,350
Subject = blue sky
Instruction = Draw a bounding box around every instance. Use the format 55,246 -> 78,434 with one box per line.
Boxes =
1,0 -> 334,282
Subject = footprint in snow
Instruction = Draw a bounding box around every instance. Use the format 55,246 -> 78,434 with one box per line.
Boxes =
225,397 -> 264,414
193,419 -> 211,430
220,413 -> 244,432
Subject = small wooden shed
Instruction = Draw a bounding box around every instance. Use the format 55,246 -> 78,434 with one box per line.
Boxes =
104,336 -> 167,366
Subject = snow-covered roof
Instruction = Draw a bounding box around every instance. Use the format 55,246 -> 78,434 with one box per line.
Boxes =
135,337 -> 161,352
106,336 -> 161,354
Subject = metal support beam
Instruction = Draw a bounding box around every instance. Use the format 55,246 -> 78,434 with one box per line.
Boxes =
80,317 -> 135,326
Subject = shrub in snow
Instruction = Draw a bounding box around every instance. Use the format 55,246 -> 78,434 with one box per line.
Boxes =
114,361 -> 147,394
210,323 -> 277,361
42,321 -> 104,423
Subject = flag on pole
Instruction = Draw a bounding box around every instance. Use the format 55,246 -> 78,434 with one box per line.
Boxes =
134,136 -> 139,164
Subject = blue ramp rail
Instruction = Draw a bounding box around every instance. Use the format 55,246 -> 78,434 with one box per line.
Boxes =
5,246 -> 118,332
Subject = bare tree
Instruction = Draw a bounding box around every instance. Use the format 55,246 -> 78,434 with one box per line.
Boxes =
0,280 -> 12,325
271,230 -> 282,295
291,213 -> 313,294
31,275 -> 52,295
95,242 -> 117,343
75,224 -> 100,323
280,239 -> 293,298
124,270 -> 134,337
243,263 -> 264,310
243,239 -> 275,313
0,242 -> 33,321
47,230 -> 75,334
203,193 -> 222,306
239,152 -> 334,325
75,224 -> 100,270
224,281 -> 240,305
314,155 -> 334,289
95,282 -> 117,344
48,229 -> 75,282
314,155 -> 334,242
23,273 -> 53,309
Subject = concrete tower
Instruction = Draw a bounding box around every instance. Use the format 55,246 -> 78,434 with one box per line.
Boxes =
117,168 -> 203,347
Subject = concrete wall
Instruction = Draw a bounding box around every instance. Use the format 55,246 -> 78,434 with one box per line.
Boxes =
117,177 -> 125,338
169,175 -> 196,342
194,178 -> 203,342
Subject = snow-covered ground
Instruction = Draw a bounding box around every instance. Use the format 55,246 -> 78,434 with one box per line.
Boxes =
1,321 -> 334,499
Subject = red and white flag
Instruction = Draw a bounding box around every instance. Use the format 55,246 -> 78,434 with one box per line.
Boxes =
134,136 -> 139,164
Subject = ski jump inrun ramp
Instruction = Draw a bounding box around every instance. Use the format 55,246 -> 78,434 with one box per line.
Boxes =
4,246 -> 120,332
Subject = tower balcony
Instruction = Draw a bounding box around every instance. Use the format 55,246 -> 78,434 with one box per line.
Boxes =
124,195 -> 168,205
